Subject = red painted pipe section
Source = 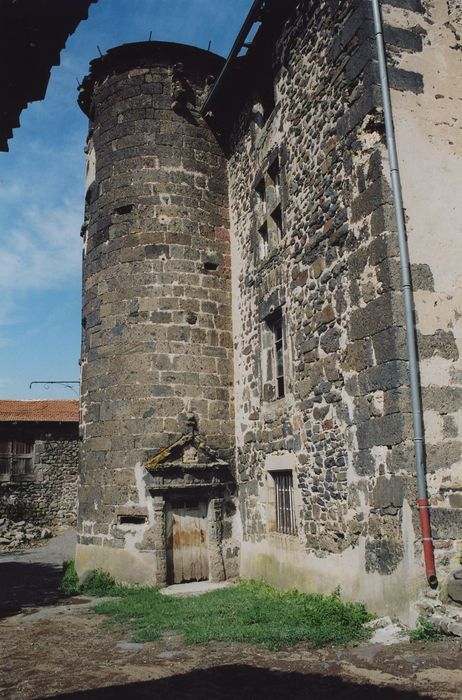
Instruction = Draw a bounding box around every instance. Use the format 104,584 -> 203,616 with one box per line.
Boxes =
418,499 -> 438,587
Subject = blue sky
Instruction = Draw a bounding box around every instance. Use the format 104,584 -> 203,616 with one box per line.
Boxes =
0,0 -> 252,400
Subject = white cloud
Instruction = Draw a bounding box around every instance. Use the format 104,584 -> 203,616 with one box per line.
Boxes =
0,0 -> 254,399
0,199 -> 82,292
0,293 -> 21,328
0,181 -> 23,203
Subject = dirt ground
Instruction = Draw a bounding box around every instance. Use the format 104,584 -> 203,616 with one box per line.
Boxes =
1,534 -> 462,700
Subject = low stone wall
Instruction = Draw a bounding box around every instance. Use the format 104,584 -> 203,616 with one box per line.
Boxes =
0,435 -> 79,529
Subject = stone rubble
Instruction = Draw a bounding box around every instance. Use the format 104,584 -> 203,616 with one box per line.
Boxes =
416,591 -> 462,638
0,516 -> 52,550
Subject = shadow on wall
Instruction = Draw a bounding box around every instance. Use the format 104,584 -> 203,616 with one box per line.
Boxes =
0,561 -> 67,617
42,665 -> 436,700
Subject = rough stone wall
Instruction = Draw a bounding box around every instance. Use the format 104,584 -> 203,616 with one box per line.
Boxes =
227,0 -> 430,619
448,0 -> 462,25
76,43 -> 235,582
0,425 -> 79,527
384,0 -> 462,578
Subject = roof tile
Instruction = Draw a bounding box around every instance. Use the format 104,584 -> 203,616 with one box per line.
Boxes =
0,400 -> 79,423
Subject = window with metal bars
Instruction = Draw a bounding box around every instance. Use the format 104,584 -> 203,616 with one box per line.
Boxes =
273,471 -> 296,535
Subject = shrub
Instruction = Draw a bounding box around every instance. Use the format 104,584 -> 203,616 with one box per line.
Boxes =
59,560 -> 80,594
81,569 -> 118,596
59,561 -> 120,597
409,615 -> 441,642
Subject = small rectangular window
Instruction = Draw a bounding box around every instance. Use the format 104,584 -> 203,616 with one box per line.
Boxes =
12,441 -> 34,477
256,177 -> 266,202
0,441 -> 10,481
0,441 -> 34,481
261,307 -> 287,401
268,158 -> 280,199
273,471 -> 296,535
254,157 -> 284,260
272,314 -> 285,399
270,204 -> 283,241
118,514 -> 147,525
259,221 -> 269,258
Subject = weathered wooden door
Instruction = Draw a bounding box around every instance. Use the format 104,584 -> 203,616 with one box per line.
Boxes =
166,500 -> 208,584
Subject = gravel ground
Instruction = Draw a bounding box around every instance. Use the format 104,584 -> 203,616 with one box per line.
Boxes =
0,529 -> 76,616
1,534 -> 462,700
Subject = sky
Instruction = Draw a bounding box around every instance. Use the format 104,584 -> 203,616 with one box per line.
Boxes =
0,0 -> 253,401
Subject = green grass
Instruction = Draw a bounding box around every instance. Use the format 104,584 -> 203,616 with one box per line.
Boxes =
59,560 -> 81,594
59,561 -> 122,597
59,563 -> 373,650
81,569 -> 122,596
409,615 -> 442,642
90,579 -> 373,650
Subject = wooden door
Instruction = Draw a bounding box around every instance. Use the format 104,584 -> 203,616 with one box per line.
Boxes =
166,500 -> 208,584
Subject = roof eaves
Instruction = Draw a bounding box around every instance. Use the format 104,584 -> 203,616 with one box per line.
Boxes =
200,0 -> 268,118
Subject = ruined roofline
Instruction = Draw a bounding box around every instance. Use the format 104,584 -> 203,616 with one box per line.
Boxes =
0,0 -> 97,152
78,40 -> 225,117
200,0 -> 298,121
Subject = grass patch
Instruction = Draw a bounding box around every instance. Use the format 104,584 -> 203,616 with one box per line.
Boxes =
91,579 -> 373,650
409,615 -> 442,642
81,569 -> 120,596
59,561 -> 122,597
59,560 -> 80,594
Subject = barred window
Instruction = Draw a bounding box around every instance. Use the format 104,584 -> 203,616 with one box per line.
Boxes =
273,471 -> 296,535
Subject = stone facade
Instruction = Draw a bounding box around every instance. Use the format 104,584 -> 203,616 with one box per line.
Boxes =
76,0 -> 462,621
0,423 -> 79,528
384,0 -> 462,583
218,0 -> 426,621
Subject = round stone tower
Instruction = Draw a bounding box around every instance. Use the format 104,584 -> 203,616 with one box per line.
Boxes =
75,42 -> 237,586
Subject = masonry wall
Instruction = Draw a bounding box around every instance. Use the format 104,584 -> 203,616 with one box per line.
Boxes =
384,0 -> 462,582
0,423 -> 79,527
76,43 -> 235,584
226,0 -> 434,621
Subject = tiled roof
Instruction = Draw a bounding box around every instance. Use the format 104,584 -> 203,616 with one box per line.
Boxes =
0,400 -> 79,423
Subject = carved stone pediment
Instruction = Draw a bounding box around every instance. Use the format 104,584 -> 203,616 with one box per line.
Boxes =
144,433 -> 228,472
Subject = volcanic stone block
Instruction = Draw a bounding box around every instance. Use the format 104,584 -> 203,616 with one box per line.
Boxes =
447,569 -> 462,604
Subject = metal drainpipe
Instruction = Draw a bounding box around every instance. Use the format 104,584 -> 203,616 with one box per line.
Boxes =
371,0 -> 437,587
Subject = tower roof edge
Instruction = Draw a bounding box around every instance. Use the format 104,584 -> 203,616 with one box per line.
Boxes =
78,40 -> 225,117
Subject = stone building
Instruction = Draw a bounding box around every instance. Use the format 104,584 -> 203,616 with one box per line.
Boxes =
0,400 -> 79,526
75,0 -> 462,621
